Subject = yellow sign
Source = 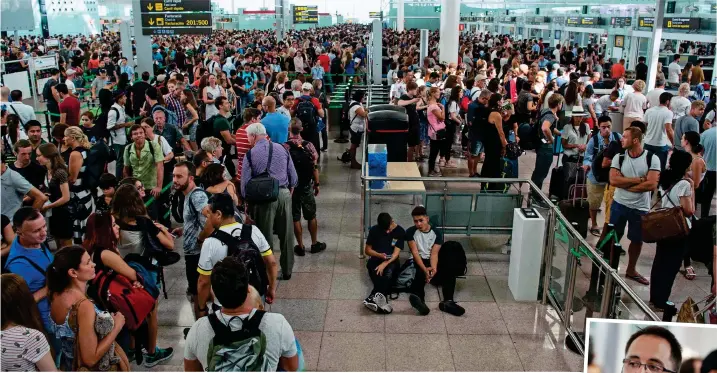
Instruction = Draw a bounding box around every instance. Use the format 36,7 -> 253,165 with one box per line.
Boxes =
156,18 -> 164,26
155,2 -> 163,11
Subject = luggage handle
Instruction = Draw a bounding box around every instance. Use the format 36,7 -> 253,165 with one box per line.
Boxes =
570,154 -> 585,206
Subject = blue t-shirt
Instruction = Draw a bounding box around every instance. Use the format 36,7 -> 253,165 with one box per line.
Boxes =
5,239 -> 54,333
701,127 -> 716,171
262,112 -> 290,144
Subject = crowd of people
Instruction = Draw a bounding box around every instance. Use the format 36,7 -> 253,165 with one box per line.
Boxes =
0,22 -> 716,372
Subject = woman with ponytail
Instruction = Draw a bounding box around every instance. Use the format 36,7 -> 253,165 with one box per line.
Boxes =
649,150 -> 695,310
48,246 -> 128,371
63,127 -> 93,245
681,131 -> 707,280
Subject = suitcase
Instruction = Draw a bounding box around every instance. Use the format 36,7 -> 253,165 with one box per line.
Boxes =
549,166 -> 565,200
558,158 -> 589,238
494,157 -> 519,193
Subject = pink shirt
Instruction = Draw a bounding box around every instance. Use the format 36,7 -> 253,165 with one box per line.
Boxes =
427,104 -> 445,140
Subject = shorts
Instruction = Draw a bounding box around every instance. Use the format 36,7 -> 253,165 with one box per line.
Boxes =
185,254 -> 200,295
609,201 -> 646,243
349,129 -> 362,145
603,185 -> 616,221
586,179 -> 606,210
470,139 -> 484,156
292,186 -> 317,222
407,123 -> 420,147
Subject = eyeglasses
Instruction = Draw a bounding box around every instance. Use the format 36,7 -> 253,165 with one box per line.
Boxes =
623,359 -> 676,373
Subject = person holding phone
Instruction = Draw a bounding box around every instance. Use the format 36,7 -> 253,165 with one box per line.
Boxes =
363,212 -> 405,314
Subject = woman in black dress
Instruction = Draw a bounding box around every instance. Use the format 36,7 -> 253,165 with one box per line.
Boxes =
36,143 -> 74,249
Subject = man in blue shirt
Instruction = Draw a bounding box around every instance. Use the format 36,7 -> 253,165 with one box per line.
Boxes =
699,126 -> 716,218
119,57 -> 134,78
4,208 -> 54,335
583,116 -> 622,236
261,96 -> 290,144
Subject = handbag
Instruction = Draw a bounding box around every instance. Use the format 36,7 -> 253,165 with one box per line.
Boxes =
677,296 -> 716,324
244,142 -> 280,204
641,180 -> 690,243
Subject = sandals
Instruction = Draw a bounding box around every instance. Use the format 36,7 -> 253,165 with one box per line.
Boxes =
626,273 -> 650,285
589,226 -> 601,237
684,266 -> 696,280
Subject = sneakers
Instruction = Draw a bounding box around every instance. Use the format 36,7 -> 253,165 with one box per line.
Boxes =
439,300 -> 465,316
294,245 -> 306,257
428,170 -> 442,177
310,242 -> 327,254
433,163 -> 442,173
444,159 -> 458,168
363,293 -> 393,314
409,294 -> 430,315
143,347 -> 174,368
438,158 -> 446,167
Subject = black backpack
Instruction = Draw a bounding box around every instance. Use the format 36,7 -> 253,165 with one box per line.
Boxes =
196,115 -> 217,147
437,241 -> 467,277
295,98 -> 317,131
286,141 -> 314,187
519,110 -> 553,151
211,225 -> 269,296
84,140 -> 115,191
615,150 -> 655,177
591,134 -> 620,183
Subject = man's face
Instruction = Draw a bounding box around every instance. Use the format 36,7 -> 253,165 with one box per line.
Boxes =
172,166 -> 191,192
598,121 -> 612,138
153,111 -> 166,128
131,128 -> 146,145
19,216 -> 47,246
284,96 -> 295,108
412,214 -> 429,231
27,126 -> 42,142
622,131 -> 635,149
16,146 -> 32,166
221,99 -> 231,112
692,106 -> 705,118
624,335 -> 675,373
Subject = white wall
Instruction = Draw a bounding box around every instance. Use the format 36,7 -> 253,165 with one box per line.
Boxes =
47,0 -> 101,36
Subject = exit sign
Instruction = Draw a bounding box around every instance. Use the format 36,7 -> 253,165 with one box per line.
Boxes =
434,6 -> 441,12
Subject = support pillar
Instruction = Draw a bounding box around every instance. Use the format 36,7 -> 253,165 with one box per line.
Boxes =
119,21 -> 133,63
419,29 -> 429,67
372,19 -> 382,85
438,0 -> 460,65
646,0 -> 666,91
275,0 -> 285,41
397,0 -> 404,32
131,0 -> 153,77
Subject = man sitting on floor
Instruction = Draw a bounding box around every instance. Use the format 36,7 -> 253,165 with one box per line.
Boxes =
362,212 -> 405,314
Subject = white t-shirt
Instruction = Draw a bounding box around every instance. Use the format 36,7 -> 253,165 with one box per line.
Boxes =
197,222 -> 271,306
561,125 -> 589,157
622,92 -> 647,119
670,96 -> 691,120
595,95 -> 614,115
349,101 -> 365,133
65,78 -> 76,93
611,150 -> 662,211
643,106 -> 674,147
646,88 -> 665,108
184,309 -> 297,371
660,178 -> 692,228
204,85 -> 223,120
106,103 -> 127,145
553,49 -> 561,61
1,101 -> 37,125
667,62 -> 682,84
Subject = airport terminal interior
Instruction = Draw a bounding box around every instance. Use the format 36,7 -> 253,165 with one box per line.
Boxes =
0,0 -> 715,371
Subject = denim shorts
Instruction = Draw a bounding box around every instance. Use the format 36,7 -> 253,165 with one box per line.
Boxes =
609,201 -> 647,242
470,139 -> 484,156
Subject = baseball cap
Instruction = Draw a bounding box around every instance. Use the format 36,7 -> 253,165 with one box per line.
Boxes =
301,82 -> 313,91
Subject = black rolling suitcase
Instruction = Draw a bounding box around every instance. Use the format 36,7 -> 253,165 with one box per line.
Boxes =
557,158 -> 589,238
549,166 -> 565,200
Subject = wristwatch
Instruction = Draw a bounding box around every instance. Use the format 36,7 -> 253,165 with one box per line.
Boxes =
640,176 -> 646,182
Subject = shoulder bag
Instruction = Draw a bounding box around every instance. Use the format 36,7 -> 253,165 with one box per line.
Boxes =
641,179 -> 690,243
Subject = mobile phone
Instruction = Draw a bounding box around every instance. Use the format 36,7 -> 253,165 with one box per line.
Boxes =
385,255 -> 392,259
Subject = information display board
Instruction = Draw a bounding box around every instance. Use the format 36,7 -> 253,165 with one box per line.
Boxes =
140,0 -> 211,13
369,12 -> 382,19
293,5 -> 318,24
141,13 -> 211,28
566,16 -> 580,25
610,17 -> 632,27
580,17 -> 598,25
638,16 -> 701,30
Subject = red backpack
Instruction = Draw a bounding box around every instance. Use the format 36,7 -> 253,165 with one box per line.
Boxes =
87,269 -> 156,331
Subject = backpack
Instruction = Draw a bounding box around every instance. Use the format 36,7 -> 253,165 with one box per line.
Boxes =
244,144 -> 280,204
296,98 -> 318,131
83,139 -> 115,191
286,141 -> 314,187
338,149 -> 351,164
389,259 -> 416,299
615,150 -> 655,181
591,134 -> 620,183
206,310 -> 268,372
438,241 -> 468,278
341,101 -> 359,129
86,264 -> 156,331
196,115 -> 217,147
459,89 -> 476,113
211,225 -> 269,296
518,110 -> 552,151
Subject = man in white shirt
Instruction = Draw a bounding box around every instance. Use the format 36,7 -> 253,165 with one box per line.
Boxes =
667,54 -> 682,88
0,87 -> 36,125
106,91 -> 133,177
64,69 -> 77,95
553,44 -> 561,61
645,78 -> 666,108
389,71 -> 407,103
643,92 -> 675,173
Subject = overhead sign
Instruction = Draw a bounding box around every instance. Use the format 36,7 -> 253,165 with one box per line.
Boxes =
580,17 -> 598,25
638,17 -> 654,28
369,12 -> 382,19
610,17 -> 632,27
566,16 -> 580,25
142,27 -> 212,35
712,4 -> 717,13
638,16 -> 701,30
33,56 -> 58,71
293,5 -> 318,24
140,0 -> 211,13
141,13 -> 211,28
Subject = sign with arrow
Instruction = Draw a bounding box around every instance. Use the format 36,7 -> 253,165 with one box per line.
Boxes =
141,13 -> 211,28
140,0 -> 211,13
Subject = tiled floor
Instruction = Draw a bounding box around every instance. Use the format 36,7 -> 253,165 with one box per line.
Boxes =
134,139 -> 712,372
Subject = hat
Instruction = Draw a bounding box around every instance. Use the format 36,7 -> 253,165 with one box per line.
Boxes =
113,90 -> 126,101
570,106 -> 589,117
156,74 -> 166,82
301,82 -> 313,91
66,69 -> 76,76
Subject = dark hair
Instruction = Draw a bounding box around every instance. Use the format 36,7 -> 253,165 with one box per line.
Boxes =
211,256 -> 248,308
659,149 -> 693,190
112,184 -> 148,222
12,207 -> 42,230
129,124 -> 144,135
488,93 -> 503,111
208,193 -> 235,219
10,90 -> 23,101
142,71 -> 150,81
521,81 -> 532,92
1,274 -> 50,350
679,358 -> 700,373
51,123 -> 68,140
174,160 -> 196,178
141,118 -> 155,128
282,90 -> 294,100
146,86 -> 159,100
242,107 -> 262,124
376,212 -> 392,230
411,206 -> 428,217
47,245 -> 88,296
625,326 -> 682,371
82,212 -> 118,255
682,131 -> 704,154
659,92 -> 673,105
630,120 -> 646,134
193,150 -> 211,169
215,96 -> 228,109
99,173 -> 118,190
55,83 -> 69,95
487,78 -> 500,93
352,90 -> 365,102
598,115 -> 612,125
23,119 -> 42,132
201,163 -> 226,187
448,86 -> 462,108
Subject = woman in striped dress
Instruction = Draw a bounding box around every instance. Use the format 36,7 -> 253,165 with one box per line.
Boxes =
63,127 -> 94,244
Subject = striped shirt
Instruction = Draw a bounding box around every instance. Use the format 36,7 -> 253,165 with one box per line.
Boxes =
0,326 -> 51,372
235,124 -> 252,183
163,93 -> 187,126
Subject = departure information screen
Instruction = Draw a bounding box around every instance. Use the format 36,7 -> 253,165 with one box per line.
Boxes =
293,5 -> 318,24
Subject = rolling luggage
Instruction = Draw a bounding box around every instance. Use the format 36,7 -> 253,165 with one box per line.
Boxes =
549,166 -> 565,200
557,159 -> 589,238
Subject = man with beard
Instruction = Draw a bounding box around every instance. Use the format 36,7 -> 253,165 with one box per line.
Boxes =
23,120 -> 46,162
171,161 -> 210,323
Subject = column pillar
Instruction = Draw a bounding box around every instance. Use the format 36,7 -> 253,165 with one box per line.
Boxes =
119,21 -> 133,63
275,0 -> 284,41
131,0 -> 153,76
419,29 -> 429,67
372,19 -> 382,85
438,0 -> 460,65
646,0 -> 665,91
397,0 -> 404,32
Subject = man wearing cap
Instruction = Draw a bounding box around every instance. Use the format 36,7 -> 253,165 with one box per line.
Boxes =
291,82 -> 324,158
57,84 -> 80,126
64,69 -> 77,96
